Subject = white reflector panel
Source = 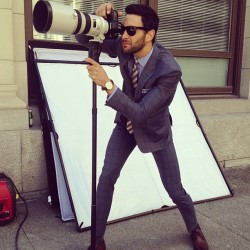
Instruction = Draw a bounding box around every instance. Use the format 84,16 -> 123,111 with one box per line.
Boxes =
34,48 -> 231,229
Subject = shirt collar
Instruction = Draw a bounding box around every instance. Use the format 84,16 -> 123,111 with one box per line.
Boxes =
135,46 -> 154,68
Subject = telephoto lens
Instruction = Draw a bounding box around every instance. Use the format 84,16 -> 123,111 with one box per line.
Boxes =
33,0 -> 110,42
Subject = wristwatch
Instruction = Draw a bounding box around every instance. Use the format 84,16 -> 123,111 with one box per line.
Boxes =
102,80 -> 114,91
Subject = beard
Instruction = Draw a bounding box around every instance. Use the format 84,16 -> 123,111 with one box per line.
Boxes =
122,34 -> 146,54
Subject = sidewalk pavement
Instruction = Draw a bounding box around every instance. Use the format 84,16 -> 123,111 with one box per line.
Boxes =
1,166 -> 250,250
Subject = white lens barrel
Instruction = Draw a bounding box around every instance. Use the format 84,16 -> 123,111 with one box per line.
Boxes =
33,1 -> 110,42
83,14 -> 109,38
33,1 -> 78,34
45,2 -> 78,34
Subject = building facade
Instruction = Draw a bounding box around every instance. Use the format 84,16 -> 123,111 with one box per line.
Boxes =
0,0 -> 250,199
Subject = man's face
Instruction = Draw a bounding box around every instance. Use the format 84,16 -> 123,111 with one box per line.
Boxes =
121,14 -> 147,55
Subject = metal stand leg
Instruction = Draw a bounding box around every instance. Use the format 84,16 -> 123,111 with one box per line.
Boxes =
89,42 -> 101,250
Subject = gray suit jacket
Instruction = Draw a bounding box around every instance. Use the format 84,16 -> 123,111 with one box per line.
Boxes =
76,35 -> 182,153
101,37 -> 181,153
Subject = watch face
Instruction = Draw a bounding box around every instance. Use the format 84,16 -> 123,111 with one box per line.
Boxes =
105,81 -> 113,90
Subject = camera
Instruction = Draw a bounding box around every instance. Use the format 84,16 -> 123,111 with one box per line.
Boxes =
33,0 -> 121,43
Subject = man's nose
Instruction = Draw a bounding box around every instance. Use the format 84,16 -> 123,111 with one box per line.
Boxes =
122,30 -> 129,38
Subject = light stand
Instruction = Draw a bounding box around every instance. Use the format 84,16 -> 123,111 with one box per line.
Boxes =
88,41 -> 102,250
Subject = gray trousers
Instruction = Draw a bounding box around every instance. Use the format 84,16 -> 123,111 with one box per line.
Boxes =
96,125 -> 198,239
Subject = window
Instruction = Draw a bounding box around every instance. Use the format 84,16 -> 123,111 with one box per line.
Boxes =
155,0 -> 243,95
157,0 -> 231,51
26,0 -> 244,99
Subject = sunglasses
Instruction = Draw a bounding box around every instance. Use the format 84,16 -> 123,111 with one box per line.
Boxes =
120,25 -> 148,36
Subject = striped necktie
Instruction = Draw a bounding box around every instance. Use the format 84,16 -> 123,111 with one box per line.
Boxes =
127,59 -> 139,134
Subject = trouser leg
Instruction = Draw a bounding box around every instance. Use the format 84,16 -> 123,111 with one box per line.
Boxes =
96,125 -> 136,239
152,142 -> 198,233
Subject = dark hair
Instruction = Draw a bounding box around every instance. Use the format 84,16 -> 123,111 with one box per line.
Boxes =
125,4 -> 159,33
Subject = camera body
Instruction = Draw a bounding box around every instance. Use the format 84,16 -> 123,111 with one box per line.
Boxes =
33,0 -> 121,43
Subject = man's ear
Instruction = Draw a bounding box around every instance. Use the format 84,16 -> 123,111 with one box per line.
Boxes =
146,29 -> 156,42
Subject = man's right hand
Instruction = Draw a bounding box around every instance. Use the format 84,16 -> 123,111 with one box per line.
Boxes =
95,2 -> 122,18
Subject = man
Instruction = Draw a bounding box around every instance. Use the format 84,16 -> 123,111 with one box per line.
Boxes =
76,3 -> 209,250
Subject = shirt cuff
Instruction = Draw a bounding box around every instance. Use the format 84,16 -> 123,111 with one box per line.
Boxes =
106,86 -> 118,101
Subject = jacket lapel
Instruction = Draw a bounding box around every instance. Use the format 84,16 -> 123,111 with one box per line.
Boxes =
134,45 -> 159,102
120,56 -> 134,98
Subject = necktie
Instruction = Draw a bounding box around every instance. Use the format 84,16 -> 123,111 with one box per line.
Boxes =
127,59 -> 139,134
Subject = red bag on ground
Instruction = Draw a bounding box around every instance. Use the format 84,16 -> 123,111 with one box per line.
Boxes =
0,173 -> 16,226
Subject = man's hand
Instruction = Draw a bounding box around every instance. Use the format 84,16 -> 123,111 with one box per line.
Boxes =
85,57 -> 109,87
95,2 -> 123,18
85,57 -> 117,95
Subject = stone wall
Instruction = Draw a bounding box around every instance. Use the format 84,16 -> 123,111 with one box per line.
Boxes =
0,1 -> 250,199
241,0 -> 250,98
0,1 -> 47,199
192,99 -> 250,168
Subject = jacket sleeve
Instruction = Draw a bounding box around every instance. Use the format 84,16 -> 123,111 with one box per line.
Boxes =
106,68 -> 181,124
